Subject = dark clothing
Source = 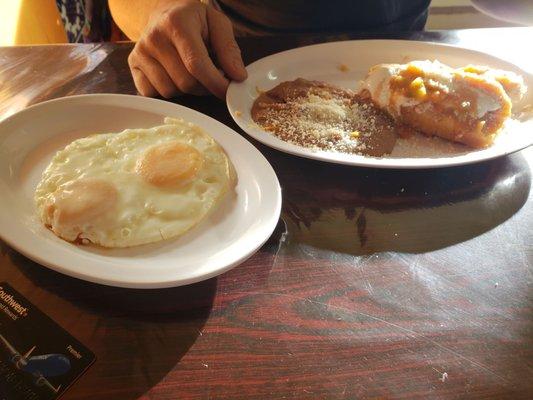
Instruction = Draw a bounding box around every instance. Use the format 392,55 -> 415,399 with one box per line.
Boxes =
215,0 -> 430,35
58,0 -> 430,43
56,0 -> 124,43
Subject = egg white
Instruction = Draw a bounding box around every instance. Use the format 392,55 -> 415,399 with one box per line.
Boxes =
35,118 -> 235,247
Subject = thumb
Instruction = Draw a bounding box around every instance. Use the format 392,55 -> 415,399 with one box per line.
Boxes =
207,7 -> 247,82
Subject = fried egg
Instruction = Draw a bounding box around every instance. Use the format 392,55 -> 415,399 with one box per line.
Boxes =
35,117 -> 235,247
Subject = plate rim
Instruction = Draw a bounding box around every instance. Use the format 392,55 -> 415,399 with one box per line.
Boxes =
0,93 -> 282,288
227,39 -> 533,169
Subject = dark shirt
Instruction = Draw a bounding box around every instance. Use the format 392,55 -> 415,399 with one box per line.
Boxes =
56,0 -> 124,43
215,0 -> 431,35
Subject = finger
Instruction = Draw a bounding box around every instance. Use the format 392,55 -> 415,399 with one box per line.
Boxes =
144,36 -> 204,95
171,29 -> 229,99
207,7 -> 247,82
136,52 -> 178,99
131,67 -> 157,97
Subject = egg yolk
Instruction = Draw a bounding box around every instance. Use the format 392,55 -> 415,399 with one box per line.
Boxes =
136,141 -> 203,188
46,178 -> 117,226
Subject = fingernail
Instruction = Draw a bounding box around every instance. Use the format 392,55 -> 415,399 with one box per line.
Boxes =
234,58 -> 247,80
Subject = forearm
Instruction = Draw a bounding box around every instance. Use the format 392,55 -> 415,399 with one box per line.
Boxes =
109,0 -> 178,40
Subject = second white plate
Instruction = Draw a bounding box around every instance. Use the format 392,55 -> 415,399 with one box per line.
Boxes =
0,94 -> 281,288
227,39 -> 533,168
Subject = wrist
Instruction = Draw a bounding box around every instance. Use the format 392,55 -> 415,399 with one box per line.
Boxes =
150,0 -> 181,20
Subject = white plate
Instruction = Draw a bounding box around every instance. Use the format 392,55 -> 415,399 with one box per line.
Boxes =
0,94 -> 281,288
227,39 -> 533,168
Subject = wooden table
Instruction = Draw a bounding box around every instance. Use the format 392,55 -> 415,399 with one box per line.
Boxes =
0,28 -> 532,399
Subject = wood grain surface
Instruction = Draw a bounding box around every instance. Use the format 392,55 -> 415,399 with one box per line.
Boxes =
0,28 -> 532,399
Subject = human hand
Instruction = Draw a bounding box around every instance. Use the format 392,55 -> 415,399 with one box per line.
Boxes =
128,0 -> 247,99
